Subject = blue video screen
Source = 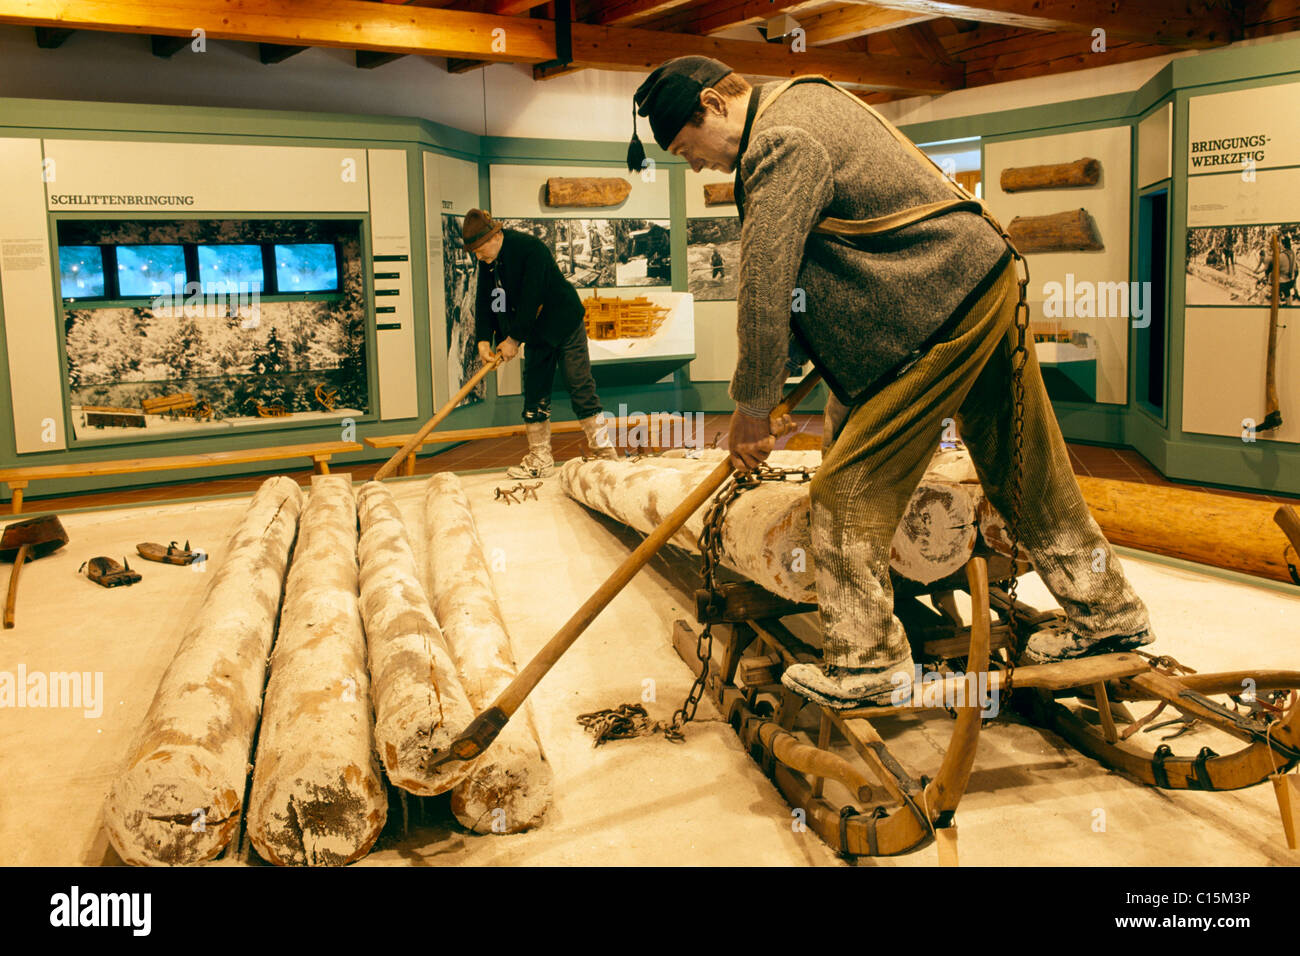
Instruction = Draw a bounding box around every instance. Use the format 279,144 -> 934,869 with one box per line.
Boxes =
198,244 -> 265,294
59,246 -> 105,299
274,243 -> 339,293
116,245 -> 186,298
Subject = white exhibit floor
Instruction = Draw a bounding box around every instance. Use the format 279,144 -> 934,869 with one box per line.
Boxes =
1,466 -> 1297,867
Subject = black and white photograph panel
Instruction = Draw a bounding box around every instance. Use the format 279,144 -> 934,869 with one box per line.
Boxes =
442,213 -> 486,407
614,219 -> 672,287
1185,223 -> 1300,306
498,218 -> 619,289
686,217 -> 740,301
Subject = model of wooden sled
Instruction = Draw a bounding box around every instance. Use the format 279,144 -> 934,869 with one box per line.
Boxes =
677,542 -> 1300,862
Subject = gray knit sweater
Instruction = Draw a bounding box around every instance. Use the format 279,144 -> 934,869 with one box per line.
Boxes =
730,81 -> 1009,412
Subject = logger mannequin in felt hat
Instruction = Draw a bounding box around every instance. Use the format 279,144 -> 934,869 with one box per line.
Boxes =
630,56 -> 1154,709
462,208 -> 620,479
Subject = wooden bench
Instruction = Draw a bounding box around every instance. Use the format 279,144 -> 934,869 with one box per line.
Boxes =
0,441 -> 362,514
365,414 -> 688,476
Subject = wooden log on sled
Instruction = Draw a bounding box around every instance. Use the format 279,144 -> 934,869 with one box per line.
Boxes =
560,447 -> 988,599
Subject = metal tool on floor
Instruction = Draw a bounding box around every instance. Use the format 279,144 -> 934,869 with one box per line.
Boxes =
2,514 -> 69,629
421,370 -> 824,773
372,352 -> 503,481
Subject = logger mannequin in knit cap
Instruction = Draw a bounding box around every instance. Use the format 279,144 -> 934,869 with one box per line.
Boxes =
631,56 -> 1155,709
462,208 -> 619,478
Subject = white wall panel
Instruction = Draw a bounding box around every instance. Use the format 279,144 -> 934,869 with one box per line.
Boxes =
368,148 -> 418,421
0,138 -> 65,454
43,140 -> 370,212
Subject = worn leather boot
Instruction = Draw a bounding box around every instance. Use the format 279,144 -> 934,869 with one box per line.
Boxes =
579,412 -> 620,460
507,420 -> 555,479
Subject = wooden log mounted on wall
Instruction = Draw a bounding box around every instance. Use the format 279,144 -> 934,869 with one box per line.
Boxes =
246,476 -> 386,866
356,481 -> 476,796
103,477 -> 303,866
544,176 -> 631,207
424,473 -> 554,834
1000,158 -> 1101,193
703,182 -> 735,206
1007,208 -> 1103,253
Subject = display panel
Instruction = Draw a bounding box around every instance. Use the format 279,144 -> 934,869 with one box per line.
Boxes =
58,246 -> 105,300
274,243 -> 339,293
116,244 -> 185,298
56,218 -> 369,442
198,243 -> 265,294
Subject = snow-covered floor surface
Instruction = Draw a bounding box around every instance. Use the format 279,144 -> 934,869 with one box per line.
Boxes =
3,465 -> 1297,866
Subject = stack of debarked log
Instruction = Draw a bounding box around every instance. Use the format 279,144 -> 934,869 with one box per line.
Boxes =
559,445 -> 1016,600
103,472 -> 551,866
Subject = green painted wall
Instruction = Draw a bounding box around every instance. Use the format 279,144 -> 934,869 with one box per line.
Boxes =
894,34 -> 1300,496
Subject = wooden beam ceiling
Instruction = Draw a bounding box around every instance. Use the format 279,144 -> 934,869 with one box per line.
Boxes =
559,19 -> 963,90
597,0 -> 701,27
829,0 -> 1239,47
0,0 -> 556,63
0,0 -> 962,93
795,4 -> 935,45
643,0 -> 827,36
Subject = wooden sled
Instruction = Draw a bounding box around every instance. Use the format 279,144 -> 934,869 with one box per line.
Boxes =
678,549 -> 1300,862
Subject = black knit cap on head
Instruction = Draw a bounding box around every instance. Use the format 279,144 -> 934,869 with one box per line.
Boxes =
627,56 -> 733,170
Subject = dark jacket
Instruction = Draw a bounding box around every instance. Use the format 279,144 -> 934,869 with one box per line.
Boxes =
474,229 -> 585,348
729,81 -> 1009,411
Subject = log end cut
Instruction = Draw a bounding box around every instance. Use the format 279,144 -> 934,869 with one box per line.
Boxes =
247,756 -> 387,866
103,753 -> 243,866
451,731 -> 554,835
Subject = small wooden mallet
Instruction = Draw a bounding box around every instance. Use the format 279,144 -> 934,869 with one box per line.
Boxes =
2,514 -> 69,629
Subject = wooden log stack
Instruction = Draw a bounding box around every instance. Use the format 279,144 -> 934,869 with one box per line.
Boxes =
424,473 -> 554,834
246,476 -> 386,866
356,481 -> 476,796
103,476 -> 303,866
560,448 -> 988,600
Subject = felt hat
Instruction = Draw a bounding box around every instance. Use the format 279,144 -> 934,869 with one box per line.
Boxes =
462,208 -> 502,251
627,56 -> 734,171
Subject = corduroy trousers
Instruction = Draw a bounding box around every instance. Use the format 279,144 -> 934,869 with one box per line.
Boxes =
810,257 -> 1151,671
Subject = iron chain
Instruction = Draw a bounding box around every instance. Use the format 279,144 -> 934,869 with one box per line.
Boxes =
999,241 -> 1032,691
670,461 -> 816,737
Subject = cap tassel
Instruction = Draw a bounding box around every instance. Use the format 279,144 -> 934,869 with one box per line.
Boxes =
626,101 -> 646,173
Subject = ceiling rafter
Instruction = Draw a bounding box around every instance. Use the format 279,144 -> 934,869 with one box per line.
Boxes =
830,0 -> 1239,48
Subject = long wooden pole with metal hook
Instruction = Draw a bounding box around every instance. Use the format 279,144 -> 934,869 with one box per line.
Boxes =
427,370 -> 824,769
372,353 -> 504,481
